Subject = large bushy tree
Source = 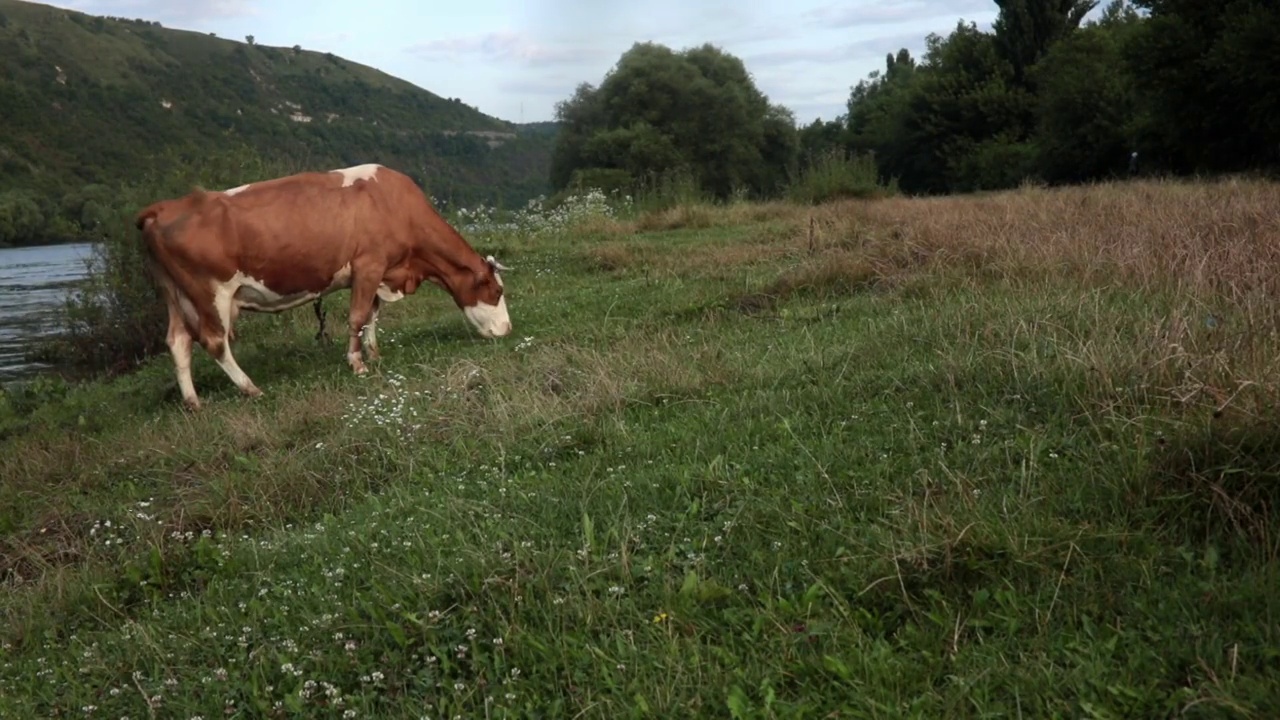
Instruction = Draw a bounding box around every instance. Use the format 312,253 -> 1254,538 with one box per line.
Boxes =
549,42 -> 799,199
1031,2 -> 1143,182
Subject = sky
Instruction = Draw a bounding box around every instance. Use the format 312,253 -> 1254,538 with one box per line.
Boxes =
21,0 -> 1031,126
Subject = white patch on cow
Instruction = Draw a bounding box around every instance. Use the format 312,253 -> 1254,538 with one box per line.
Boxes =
347,349 -> 367,374
168,327 -> 197,406
328,263 -> 353,291
463,290 -> 511,339
210,280 -> 259,395
376,283 -> 404,303
332,163 -> 381,187
228,271 -> 323,313
224,184 -> 251,196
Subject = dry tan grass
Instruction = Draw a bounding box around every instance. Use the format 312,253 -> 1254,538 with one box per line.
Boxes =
633,203 -> 719,232
607,178 -> 1280,418
788,177 -> 1280,416
571,213 -> 636,238
580,242 -> 641,273
633,200 -> 806,234
809,177 -> 1280,302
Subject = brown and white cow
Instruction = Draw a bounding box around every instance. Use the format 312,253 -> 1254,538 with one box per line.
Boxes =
134,163 -> 512,410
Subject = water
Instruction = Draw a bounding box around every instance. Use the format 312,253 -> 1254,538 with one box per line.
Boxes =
0,242 -> 96,385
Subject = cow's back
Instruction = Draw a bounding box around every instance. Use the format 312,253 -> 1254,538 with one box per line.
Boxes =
138,164 -> 437,295
223,166 -> 432,291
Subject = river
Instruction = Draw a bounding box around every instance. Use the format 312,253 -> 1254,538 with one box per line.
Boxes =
0,242 -> 96,385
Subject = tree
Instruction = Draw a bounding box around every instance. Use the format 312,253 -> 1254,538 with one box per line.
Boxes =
845,48 -> 932,190
1031,1 -> 1144,182
548,82 -> 605,190
798,117 -> 845,164
1125,0 -> 1280,173
548,42 -> 797,199
994,0 -> 1099,83
846,22 -> 1037,194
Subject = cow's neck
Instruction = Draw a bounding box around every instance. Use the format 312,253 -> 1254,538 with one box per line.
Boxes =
418,237 -> 484,302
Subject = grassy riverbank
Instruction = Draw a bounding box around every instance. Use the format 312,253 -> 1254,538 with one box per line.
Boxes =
2,179 -> 1278,718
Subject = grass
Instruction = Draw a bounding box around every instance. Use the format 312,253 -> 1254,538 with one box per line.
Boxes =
2,177 -> 1280,718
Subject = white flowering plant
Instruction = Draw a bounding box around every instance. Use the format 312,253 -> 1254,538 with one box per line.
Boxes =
448,187 -> 634,241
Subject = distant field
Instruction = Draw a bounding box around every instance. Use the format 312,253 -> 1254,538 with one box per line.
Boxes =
1,179 -> 1278,718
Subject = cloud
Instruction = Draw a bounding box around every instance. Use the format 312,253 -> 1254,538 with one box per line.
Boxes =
405,31 -> 608,68
306,31 -> 352,46
745,32 -> 929,69
804,0 -> 995,29
496,75 -> 583,97
785,100 -> 850,123
707,23 -> 797,46
24,0 -> 257,22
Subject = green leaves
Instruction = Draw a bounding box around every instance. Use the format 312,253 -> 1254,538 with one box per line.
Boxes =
550,42 -> 798,203
845,0 -> 1278,193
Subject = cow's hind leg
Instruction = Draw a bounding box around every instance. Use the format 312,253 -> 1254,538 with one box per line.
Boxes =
201,286 -> 262,399
150,262 -> 202,409
363,297 -> 382,361
165,298 -> 200,410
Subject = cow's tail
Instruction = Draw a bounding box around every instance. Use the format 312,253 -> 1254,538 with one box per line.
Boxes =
134,205 -> 168,290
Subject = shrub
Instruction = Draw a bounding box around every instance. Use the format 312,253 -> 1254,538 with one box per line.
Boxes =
785,148 -> 896,205
42,144 -> 292,378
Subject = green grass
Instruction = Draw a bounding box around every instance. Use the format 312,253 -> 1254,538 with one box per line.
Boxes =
1,190 -> 1279,718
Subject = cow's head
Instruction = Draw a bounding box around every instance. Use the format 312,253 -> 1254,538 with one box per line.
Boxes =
461,255 -> 512,339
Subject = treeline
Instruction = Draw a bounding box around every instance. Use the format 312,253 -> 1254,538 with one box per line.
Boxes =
550,0 -> 1280,201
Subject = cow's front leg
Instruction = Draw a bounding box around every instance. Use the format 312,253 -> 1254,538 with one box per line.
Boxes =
313,297 -> 328,343
346,276 -> 378,375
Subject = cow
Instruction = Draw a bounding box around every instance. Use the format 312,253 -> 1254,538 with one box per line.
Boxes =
134,162 -> 512,410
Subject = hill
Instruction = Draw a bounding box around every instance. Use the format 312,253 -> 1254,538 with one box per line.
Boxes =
0,0 -> 558,246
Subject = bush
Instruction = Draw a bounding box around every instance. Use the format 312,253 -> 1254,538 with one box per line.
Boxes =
453,188 -> 633,241
785,149 -> 895,205
630,166 -> 706,213
43,144 -> 293,377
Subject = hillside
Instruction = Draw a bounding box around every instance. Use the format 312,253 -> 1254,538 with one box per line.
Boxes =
0,0 -> 557,246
